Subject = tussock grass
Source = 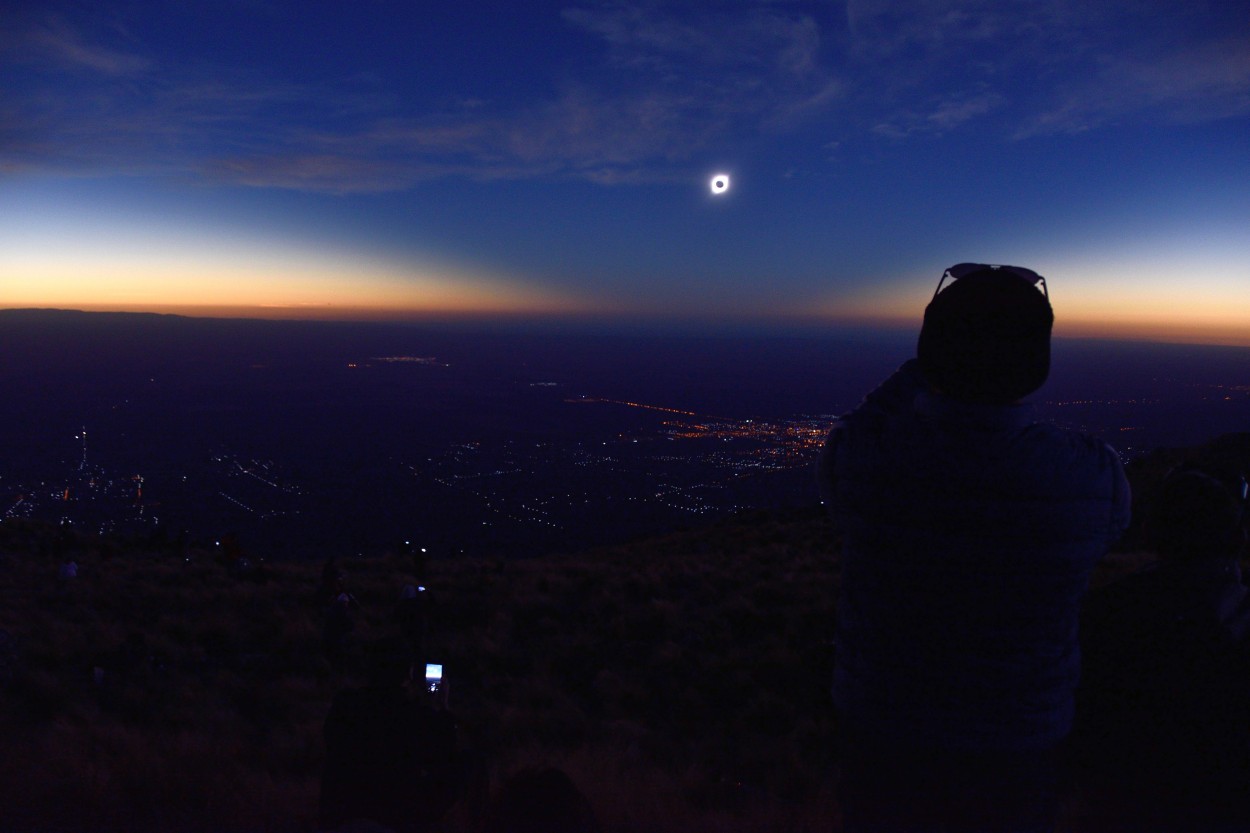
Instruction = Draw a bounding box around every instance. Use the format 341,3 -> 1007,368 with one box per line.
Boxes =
0,506 -> 1183,833
0,510 -> 840,832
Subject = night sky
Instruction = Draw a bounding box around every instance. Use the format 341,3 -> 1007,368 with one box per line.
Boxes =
3,1 -> 1248,343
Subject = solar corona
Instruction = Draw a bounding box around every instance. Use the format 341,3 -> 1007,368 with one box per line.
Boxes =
710,174 -> 730,195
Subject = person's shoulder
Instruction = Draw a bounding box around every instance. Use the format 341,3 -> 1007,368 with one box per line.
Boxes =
1023,421 -> 1117,454
1020,423 -> 1125,477
1015,426 -> 1130,530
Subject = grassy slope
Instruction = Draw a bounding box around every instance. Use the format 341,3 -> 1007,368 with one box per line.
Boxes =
0,507 -> 840,833
4,430 -> 1247,832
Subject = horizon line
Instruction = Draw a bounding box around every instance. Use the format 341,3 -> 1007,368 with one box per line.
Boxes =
4,305 -> 1250,349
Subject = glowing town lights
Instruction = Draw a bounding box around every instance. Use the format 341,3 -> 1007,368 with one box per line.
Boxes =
710,174 -> 730,195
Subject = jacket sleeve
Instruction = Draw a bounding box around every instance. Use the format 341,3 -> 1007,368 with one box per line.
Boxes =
817,423 -> 844,510
856,358 -> 926,416
1107,447 -> 1132,540
817,359 -> 925,511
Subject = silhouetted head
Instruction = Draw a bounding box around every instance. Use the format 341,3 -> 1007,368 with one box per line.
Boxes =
1149,467 -> 1248,561
917,265 -> 1053,404
485,767 -> 600,833
362,637 -> 413,688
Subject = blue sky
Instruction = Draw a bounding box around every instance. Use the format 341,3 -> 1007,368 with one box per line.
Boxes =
2,1 -> 1249,341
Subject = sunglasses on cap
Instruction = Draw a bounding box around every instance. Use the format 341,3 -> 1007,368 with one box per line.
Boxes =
933,263 -> 1048,302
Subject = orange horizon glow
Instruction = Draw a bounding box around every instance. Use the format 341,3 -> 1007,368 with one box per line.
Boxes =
4,300 -> 1248,349
0,243 -> 598,319
5,240 -> 1248,346
0,302 -> 596,322
1052,318 -> 1250,348
797,313 -> 1250,348
802,259 -> 1250,348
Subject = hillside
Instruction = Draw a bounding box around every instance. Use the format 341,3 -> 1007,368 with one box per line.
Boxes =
0,432 -> 1247,832
0,504 -> 841,833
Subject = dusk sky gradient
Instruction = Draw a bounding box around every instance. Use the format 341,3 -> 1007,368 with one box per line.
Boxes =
2,1 -> 1249,342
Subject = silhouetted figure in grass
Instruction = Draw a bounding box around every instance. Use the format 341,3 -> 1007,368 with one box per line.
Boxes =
397,583 -> 430,669
56,559 -> 77,593
319,557 -> 345,606
118,632 -> 152,675
218,531 -> 243,567
484,767 -> 600,833
323,589 -> 359,665
320,562 -> 360,664
819,264 -> 1131,832
320,639 -> 461,833
0,629 -> 19,689
400,539 -> 428,586
1074,466 -> 1250,831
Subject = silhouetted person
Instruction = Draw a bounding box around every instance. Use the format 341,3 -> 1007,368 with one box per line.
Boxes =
320,639 -> 460,833
397,584 -> 430,669
319,557 -> 345,606
819,264 -> 1131,832
400,540 -> 428,586
56,559 -> 77,593
1074,466 -> 1250,831
323,588 -> 359,665
484,767 -> 600,833
0,629 -> 19,688
219,532 -> 243,567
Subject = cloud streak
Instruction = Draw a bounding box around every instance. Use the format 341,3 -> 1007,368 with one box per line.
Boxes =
842,0 -> 1250,142
2,4 -> 843,192
4,18 -> 151,76
1018,35 -> 1250,136
3,2 -> 1248,192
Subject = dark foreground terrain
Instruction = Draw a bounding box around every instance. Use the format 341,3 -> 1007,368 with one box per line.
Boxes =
0,506 -> 841,833
0,433 -> 1247,832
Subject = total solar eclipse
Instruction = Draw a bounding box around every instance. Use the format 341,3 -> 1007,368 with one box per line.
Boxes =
710,174 -> 730,195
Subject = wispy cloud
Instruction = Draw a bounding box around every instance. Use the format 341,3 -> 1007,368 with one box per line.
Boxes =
869,89 -> 1005,139
846,0 -> 1021,55
4,2 -> 1247,192
207,87 -> 708,193
562,3 -> 825,78
927,92 -> 1004,130
2,4 -> 844,192
4,18 -> 150,76
210,154 -> 424,194
206,3 -> 847,192
841,0 -> 1250,142
1018,35 -> 1250,136
0,68 -> 342,176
